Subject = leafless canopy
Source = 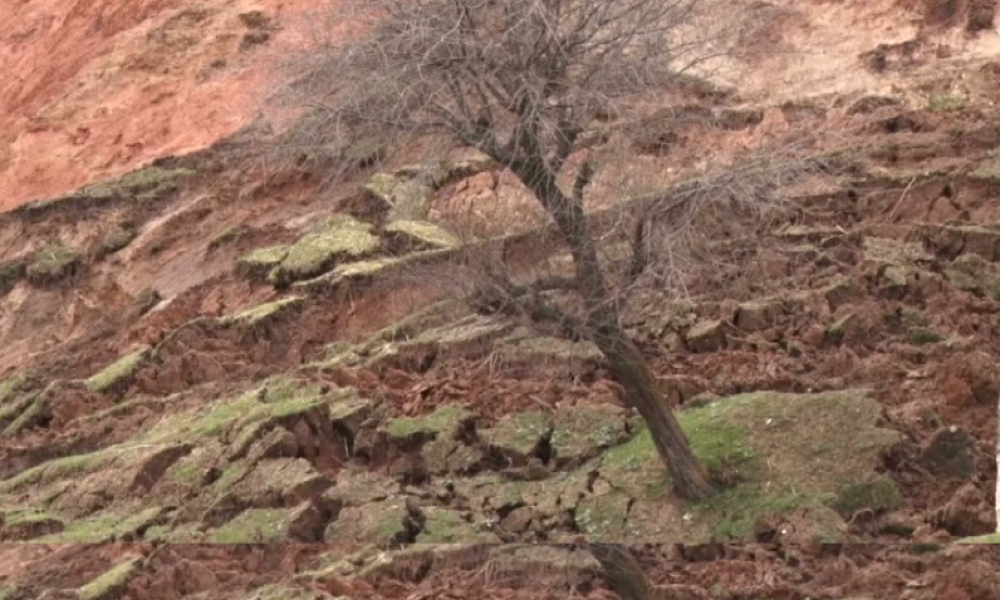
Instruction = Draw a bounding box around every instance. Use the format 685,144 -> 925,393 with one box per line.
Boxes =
272,0 -> 820,502
276,0 -> 735,171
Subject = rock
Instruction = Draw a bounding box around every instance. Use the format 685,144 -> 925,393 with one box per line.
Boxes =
802,324 -> 827,346
878,265 -> 909,298
734,300 -> 782,332
550,404 -> 630,466
421,437 -> 483,475
685,319 -> 727,353
919,427 -> 975,478
479,411 -> 552,462
933,484 -> 993,537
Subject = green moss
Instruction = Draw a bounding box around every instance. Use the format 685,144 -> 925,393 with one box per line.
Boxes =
0,376 -> 25,407
0,450 -> 114,493
480,411 -> 552,457
910,328 -> 945,345
927,93 -> 965,112
270,216 -> 380,284
364,173 -> 434,220
25,244 -> 83,284
0,260 -> 25,294
37,506 -> 162,543
138,378 -> 331,445
220,297 -> 304,329
385,220 -> 460,248
209,508 -> 291,543
209,225 -> 251,250
3,508 -> 60,527
828,475 -> 902,516
79,166 -> 195,202
86,348 -> 151,394
416,507 -> 495,543
382,404 -> 471,439
960,533 -> 1000,544
98,227 -> 136,257
550,404 -> 630,463
78,557 -> 142,600
238,245 -> 290,280
3,393 -> 48,437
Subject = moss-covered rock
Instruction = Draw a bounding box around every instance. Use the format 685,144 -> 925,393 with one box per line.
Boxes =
85,348 -> 151,394
480,411 -> 552,460
35,506 -> 163,543
219,297 -> 305,329
78,166 -> 196,203
0,509 -> 65,540
269,216 -> 380,285
364,173 -> 435,221
945,253 -> 1000,300
77,557 -> 142,600
324,500 -> 412,544
237,245 -> 289,281
382,404 -> 472,440
209,503 -> 321,543
384,220 -> 460,249
416,507 -> 498,543
0,260 -> 25,295
550,404 -> 631,465
97,227 -> 137,258
25,244 -> 83,284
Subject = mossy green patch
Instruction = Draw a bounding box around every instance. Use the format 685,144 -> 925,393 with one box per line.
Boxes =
584,390 -> 902,542
36,506 -> 162,543
0,449 -> 114,493
417,507 -> 497,543
927,93 -> 965,112
364,173 -> 434,220
382,404 -> 471,439
85,348 -> 151,394
238,245 -> 289,280
960,532 -> 1000,544
3,393 -> 49,437
97,227 -> 136,257
79,166 -> 195,202
498,335 -> 602,365
480,411 -> 552,458
945,253 -> 1000,300
385,220 -> 460,249
138,378 -> 331,444
270,216 -> 380,285
220,297 -> 304,329
910,328 -> 945,345
0,260 -> 25,294
324,501 -> 410,544
78,557 -> 142,600
209,508 -> 292,543
25,244 -> 83,284
550,404 -> 631,464
0,376 -> 25,407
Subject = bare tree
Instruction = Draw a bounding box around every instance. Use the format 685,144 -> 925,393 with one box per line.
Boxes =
270,0 -> 806,500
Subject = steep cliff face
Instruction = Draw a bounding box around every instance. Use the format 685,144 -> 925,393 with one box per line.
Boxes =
3,0 -> 1000,598
0,0 -> 319,211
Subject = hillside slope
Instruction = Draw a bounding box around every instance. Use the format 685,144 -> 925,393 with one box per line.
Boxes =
3,0 -> 1000,598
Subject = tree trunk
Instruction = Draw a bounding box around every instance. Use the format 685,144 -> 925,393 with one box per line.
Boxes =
593,320 -> 714,501
590,544 -> 656,600
512,158 -> 713,501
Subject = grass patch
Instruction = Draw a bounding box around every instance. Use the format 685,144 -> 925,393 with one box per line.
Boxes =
0,450 -> 114,493
960,533 -> 1000,544
85,348 -> 151,394
237,245 -> 289,280
2,393 -> 48,437
97,227 -> 136,257
79,166 -> 196,202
